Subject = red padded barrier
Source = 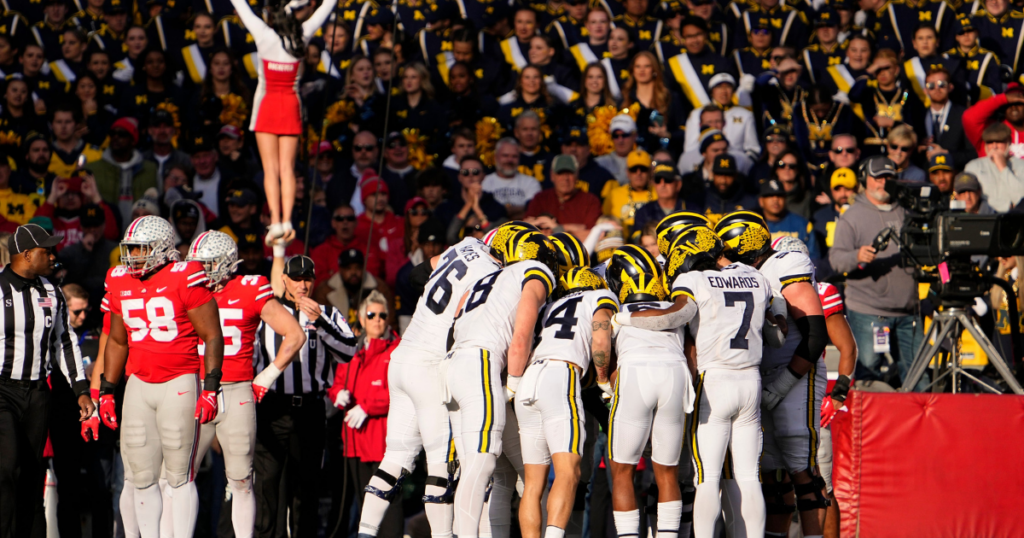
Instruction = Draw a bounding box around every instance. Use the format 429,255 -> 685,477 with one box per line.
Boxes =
832,391 -> 1024,538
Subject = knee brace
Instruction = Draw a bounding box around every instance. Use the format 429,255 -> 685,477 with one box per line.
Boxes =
365,467 -> 409,501
793,474 -> 829,511
761,482 -> 795,515
422,474 -> 457,504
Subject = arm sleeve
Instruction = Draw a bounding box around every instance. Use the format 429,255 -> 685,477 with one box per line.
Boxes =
303,0 -> 339,41
316,307 -> 359,361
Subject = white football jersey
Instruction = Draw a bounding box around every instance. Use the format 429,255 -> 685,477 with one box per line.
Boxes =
615,301 -> 688,364
671,263 -> 773,372
531,288 -> 619,370
758,250 -> 817,370
451,260 -> 555,369
394,238 -> 501,363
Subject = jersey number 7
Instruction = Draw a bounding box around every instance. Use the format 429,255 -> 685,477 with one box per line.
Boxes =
723,291 -> 753,350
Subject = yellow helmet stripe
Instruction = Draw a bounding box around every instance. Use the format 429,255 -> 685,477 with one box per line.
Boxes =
524,269 -> 554,295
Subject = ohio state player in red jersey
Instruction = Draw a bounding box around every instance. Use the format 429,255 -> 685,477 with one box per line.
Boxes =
171,230 -> 306,538
101,216 -> 225,538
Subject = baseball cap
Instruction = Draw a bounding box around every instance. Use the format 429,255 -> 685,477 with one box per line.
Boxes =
562,126 -> 587,144
172,200 -> 200,221
366,6 -> 395,25
830,167 -> 857,189
218,124 -> 242,140
151,109 -> 174,126
418,219 -> 446,244
103,0 -> 128,15
610,114 -> 637,135
763,124 -> 790,142
699,129 -> 728,153
627,149 -> 652,169
284,255 -> 316,279
404,196 -> 428,213
80,204 -> 105,228
953,171 -> 981,193
28,217 -> 53,233
313,141 -> 335,155
954,13 -> 975,34
864,155 -> 896,178
713,154 -> 737,176
9,223 -> 61,254
552,154 -> 579,174
760,178 -> 786,197
708,73 -> 735,90
814,6 -> 838,27
226,188 -> 257,206
237,232 -> 262,250
748,12 -> 770,32
928,154 -> 953,172
385,131 -> 407,146
653,163 -> 677,181
337,248 -> 364,268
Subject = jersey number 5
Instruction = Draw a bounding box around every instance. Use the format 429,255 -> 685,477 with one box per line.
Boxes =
122,297 -> 180,342
198,308 -> 242,356
723,291 -> 753,350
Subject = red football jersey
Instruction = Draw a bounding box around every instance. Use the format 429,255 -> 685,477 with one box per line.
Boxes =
202,274 -> 274,382
105,261 -> 214,383
817,282 -> 844,319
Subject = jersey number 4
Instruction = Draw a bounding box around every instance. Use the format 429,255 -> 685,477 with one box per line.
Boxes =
723,291 -> 753,350
122,297 -> 179,342
545,297 -> 582,340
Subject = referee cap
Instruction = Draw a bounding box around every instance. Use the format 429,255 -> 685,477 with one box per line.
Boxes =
284,255 -> 316,279
10,224 -> 61,254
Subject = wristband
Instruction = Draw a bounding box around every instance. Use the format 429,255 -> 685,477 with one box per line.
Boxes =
273,244 -> 286,258
613,312 -> 632,327
204,368 -> 223,392
99,374 -> 116,396
91,388 -> 100,401
831,374 -> 851,401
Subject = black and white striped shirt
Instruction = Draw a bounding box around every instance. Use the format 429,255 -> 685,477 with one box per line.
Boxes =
253,298 -> 357,395
0,267 -> 87,394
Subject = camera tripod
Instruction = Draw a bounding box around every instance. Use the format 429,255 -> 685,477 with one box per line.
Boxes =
902,307 -> 1024,395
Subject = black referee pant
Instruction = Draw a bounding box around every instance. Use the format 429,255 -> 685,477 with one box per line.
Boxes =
254,391 -> 326,538
0,379 -> 51,538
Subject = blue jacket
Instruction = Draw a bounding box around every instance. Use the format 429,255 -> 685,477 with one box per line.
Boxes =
766,211 -> 821,260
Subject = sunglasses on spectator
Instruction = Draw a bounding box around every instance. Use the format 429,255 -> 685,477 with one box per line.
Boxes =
71,307 -> 91,316
831,146 -> 855,154
776,161 -> 799,169
365,311 -> 385,320
353,144 -> 376,152
888,144 -> 912,152
407,208 -> 430,216
612,132 -> 632,140
751,28 -> 771,36
460,168 -> 483,176
333,215 -> 356,222
652,176 -> 675,184
925,81 -> 949,90
629,166 -> 650,173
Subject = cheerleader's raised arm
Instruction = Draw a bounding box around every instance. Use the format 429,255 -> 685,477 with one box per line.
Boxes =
229,0 -> 338,246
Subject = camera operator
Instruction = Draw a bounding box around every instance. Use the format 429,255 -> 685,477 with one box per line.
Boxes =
829,156 -> 926,390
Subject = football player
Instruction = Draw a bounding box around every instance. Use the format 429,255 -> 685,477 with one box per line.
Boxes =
604,245 -> 692,538
516,267 -> 617,538
100,216 -> 224,537
446,229 -> 558,538
715,212 -> 829,538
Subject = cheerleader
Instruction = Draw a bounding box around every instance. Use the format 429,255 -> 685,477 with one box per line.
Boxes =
230,0 -> 337,245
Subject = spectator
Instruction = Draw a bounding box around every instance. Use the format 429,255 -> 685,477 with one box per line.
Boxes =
953,172 -> 997,214
168,199 -> 206,258
236,233 -> 271,278
188,134 -> 227,219
525,154 -> 602,239
286,168 -> 331,249
603,149 -> 656,236
217,188 -> 260,242
12,134 -> 56,197
556,127 -> 616,196
140,109 -> 191,191
637,219 -> 660,258
216,124 -> 257,183
848,49 -> 926,153
355,175 -> 405,287
85,117 -> 157,226
594,114 -> 639,186
964,123 -> 1024,212
327,131 -> 380,214
311,204 -> 383,289
380,132 -> 417,214
812,167 -> 856,254
440,155 -> 507,244
440,128 -> 476,195
963,84 -> 1024,159
48,103 -> 102,179
885,125 -> 926,182
35,175 -> 118,250
927,154 -> 955,198
394,220 -> 446,332
482,138 -> 541,219
923,67 -> 975,167
328,291 -> 403,538
680,130 -> 730,199
829,156 -> 924,390
55,203 -> 115,300
620,51 -> 685,152
315,248 -> 391,325
415,169 -> 448,220
402,197 -> 431,266
310,141 -> 338,191
814,133 -> 860,200
513,111 -> 551,183
772,149 -> 814,219
633,163 -> 695,232
760,178 -> 821,260
700,153 -> 757,221
0,152 -> 42,226
684,75 -> 760,160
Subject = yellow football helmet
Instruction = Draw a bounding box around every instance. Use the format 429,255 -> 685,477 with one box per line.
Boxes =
559,266 -> 607,296
550,232 -> 591,275
606,244 -> 667,304
664,225 -> 725,283
486,221 -> 538,265
714,211 -> 772,265
504,229 -> 560,278
656,211 -> 712,257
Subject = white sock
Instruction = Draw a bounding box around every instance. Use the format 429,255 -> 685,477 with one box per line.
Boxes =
358,461 -> 405,536
424,462 -> 454,538
481,462 -> 515,538
612,509 -> 640,538
134,485 -> 163,538
657,501 -> 682,538
169,482 -> 198,538
453,451 -> 497,538
546,526 -> 566,538
120,481 -> 140,538
159,479 -> 173,538
229,477 -> 256,538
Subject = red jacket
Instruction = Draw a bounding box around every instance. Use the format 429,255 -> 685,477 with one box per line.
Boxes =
962,93 -> 1024,157
355,212 -> 406,287
35,201 -> 120,251
310,234 -> 383,288
328,331 -> 400,462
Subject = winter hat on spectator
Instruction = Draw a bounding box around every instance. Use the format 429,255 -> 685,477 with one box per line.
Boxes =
132,197 -> 160,216
699,130 -> 728,153
953,172 -> 981,193
360,173 -> 389,201
610,114 -> 637,134
111,117 -> 139,145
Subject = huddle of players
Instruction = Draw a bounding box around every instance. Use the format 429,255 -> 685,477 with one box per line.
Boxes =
355,208 -> 837,538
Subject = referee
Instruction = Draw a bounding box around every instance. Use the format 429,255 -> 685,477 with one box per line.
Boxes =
0,224 -> 93,538
254,253 -> 357,538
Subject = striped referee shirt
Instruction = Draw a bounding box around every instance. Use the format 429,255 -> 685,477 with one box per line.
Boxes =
0,267 -> 87,394
253,298 -> 357,395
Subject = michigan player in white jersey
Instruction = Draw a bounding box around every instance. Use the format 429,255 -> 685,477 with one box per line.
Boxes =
663,226 -> 775,538
356,236 -> 502,538
446,230 -> 558,538
516,267 -> 617,538
603,245 -> 694,538
715,212 -> 829,538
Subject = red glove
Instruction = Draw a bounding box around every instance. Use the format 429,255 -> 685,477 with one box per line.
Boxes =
81,410 -> 99,442
252,383 -> 269,403
821,397 -> 838,428
99,394 -> 118,430
195,390 -> 218,424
